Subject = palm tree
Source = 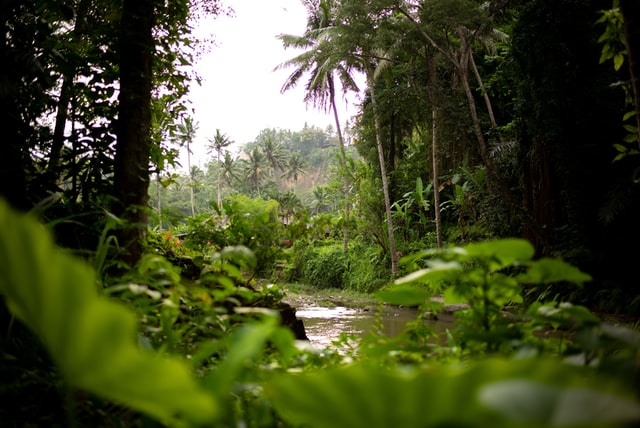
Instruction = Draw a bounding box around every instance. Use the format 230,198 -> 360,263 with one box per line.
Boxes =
259,136 -> 288,188
322,0 -> 400,273
174,116 -> 198,216
281,152 -> 307,184
206,129 -> 233,208
245,146 -> 266,196
276,0 -> 359,252
277,190 -> 302,225
311,185 -> 330,215
220,151 -> 239,190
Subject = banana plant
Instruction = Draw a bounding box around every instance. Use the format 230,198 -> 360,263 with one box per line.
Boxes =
392,177 -> 433,240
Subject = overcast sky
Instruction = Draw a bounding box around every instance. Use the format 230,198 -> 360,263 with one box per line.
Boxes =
184,0 -> 360,168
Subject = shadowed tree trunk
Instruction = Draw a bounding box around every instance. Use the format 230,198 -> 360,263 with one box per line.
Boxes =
48,0 -> 90,177
113,0 -> 155,266
0,1 -> 29,211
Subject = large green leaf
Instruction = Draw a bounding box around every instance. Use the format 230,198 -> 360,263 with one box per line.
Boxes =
0,200 -> 218,426
267,363 -> 497,428
267,359 -> 640,428
518,258 -> 592,285
479,380 -> 640,426
461,239 -> 535,271
375,284 -> 433,306
394,260 -> 462,286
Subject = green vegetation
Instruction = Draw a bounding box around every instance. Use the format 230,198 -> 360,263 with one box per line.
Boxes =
2,0 -> 640,426
3,202 -> 640,427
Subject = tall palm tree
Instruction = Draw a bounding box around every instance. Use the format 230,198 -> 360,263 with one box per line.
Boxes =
276,0 -> 359,252
220,151 -> 239,191
174,117 -> 198,216
245,146 -> 266,196
206,129 -> 233,208
277,190 -> 302,225
311,185 -> 330,215
281,152 -> 307,184
322,0 -> 400,273
259,136 -> 288,188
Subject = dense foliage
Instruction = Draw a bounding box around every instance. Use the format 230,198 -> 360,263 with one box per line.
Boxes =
3,201 -> 640,427
2,0 -> 640,426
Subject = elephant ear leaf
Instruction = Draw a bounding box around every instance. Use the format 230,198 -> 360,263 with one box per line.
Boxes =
0,200 -> 218,426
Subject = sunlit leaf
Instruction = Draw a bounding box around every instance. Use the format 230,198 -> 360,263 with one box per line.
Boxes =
613,53 -> 624,70
613,143 -> 627,153
394,260 -> 461,286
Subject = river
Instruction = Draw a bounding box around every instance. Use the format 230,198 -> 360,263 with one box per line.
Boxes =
294,303 -> 457,349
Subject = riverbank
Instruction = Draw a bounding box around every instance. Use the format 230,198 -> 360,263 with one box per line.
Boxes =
281,283 -> 468,315
281,283 -> 383,310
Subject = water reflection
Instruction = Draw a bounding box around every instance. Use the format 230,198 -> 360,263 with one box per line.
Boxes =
295,305 -> 456,349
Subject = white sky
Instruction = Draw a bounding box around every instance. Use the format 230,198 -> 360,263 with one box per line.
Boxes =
184,0 -> 361,169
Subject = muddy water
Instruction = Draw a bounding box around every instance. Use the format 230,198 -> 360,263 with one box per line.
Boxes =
295,304 -> 456,349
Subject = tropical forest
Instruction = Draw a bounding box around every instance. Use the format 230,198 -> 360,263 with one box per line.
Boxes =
3,0 -> 640,426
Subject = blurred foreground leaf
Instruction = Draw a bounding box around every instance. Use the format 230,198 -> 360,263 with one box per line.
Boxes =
267,359 -> 640,428
0,200 -> 218,426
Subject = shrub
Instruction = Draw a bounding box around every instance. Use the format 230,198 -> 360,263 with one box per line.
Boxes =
174,195 -> 284,275
343,242 -> 388,293
293,240 -> 348,289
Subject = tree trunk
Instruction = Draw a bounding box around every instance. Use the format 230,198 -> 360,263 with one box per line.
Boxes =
620,0 -> 640,147
329,75 -> 350,253
49,75 -> 73,176
156,173 -> 163,230
432,108 -> 443,249
217,150 -> 222,208
187,141 -> 195,216
458,30 -> 517,220
469,51 -> 497,129
48,0 -> 90,177
366,69 -> 398,274
428,56 -> 443,249
113,0 -> 155,266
